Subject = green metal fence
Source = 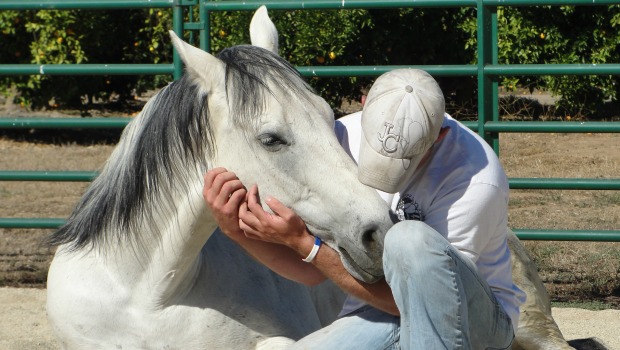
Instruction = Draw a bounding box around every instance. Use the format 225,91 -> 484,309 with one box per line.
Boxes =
1,0 -> 619,241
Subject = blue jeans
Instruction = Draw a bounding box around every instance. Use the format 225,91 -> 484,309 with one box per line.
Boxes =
292,221 -> 514,350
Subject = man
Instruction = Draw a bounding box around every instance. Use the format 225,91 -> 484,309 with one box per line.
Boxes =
203,69 -> 525,349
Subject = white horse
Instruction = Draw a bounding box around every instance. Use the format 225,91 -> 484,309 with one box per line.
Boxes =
46,7 -> 392,349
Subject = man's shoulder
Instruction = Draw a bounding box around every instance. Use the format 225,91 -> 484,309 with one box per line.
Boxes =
334,112 -> 363,161
336,111 -> 362,130
430,115 -> 508,190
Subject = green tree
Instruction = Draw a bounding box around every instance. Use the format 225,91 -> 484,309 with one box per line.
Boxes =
1,9 -> 172,109
463,5 -> 620,117
1,5 -> 618,118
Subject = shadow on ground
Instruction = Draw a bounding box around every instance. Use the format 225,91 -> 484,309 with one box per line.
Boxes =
569,338 -> 609,350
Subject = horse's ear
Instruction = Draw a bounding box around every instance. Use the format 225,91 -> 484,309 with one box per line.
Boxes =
250,5 -> 279,55
169,31 -> 225,90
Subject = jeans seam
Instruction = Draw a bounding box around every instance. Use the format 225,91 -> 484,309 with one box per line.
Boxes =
382,329 -> 400,350
446,245 -> 464,349
447,246 -> 497,305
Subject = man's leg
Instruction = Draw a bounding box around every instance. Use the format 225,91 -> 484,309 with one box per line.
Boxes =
291,305 -> 400,350
384,220 -> 514,349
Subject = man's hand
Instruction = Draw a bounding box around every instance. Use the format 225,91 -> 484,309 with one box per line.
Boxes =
203,168 -> 247,241
204,177 -> 326,285
239,184 -> 313,254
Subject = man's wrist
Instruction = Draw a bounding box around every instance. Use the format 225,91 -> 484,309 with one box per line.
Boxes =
221,228 -> 247,243
293,234 -> 318,258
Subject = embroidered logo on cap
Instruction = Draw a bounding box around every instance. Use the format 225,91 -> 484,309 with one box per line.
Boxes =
378,122 -> 400,154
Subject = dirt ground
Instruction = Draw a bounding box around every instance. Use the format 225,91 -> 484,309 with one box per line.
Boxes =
0,286 -> 619,349
1,94 -> 619,348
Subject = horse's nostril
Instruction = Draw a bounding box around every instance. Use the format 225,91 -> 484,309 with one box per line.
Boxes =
362,227 -> 381,251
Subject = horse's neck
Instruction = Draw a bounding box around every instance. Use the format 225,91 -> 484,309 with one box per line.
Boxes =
107,178 -> 218,306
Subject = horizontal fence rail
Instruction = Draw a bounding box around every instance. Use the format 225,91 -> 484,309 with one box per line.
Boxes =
0,64 -> 175,76
4,119 -> 620,133
0,171 -> 98,182
0,218 -> 67,229
198,0 -> 620,10
513,229 -> 620,242
2,63 -> 619,77
0,0 -> 189,10
3,172 -> 620,190
1,0 -> 619,242
0,118 -> 131,129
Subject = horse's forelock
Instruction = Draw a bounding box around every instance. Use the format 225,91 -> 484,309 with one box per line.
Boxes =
217,45 -> 314,130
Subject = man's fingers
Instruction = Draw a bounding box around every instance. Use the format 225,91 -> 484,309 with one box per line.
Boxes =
246,185 -> 293,221
247,184 -> 268,218
248,184 -> 261,205
265,196 -> 292,219
203,169 -> 245,202
220,179 -> 245,199
228,187 -> 247,206
203,167 -> 227,190
239,201 -> 260,228
239,202 -> 262,237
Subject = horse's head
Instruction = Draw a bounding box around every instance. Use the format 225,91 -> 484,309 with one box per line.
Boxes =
169,7 -> 393,283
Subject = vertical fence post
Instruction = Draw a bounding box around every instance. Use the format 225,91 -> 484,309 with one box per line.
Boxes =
200,0 -> 210,52
476,0 -> 500,153
188,3 -> 195,45
172,0 -> 184,79
198,0 -> 210,52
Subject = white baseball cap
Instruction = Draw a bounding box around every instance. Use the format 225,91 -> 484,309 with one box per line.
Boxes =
358,69 -> 445,193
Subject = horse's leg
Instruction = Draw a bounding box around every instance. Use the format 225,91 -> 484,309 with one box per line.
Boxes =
508,230 -> 573,350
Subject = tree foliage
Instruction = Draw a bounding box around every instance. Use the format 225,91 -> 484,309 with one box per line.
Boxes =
495,6 -> 620,117
0,6 -> 618,117
1,9 -> 172,108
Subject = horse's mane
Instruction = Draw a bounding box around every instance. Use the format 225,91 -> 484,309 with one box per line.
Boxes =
48,45 -> 314,251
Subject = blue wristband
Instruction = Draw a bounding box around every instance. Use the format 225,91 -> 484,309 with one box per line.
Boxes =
302,236 -> 322,263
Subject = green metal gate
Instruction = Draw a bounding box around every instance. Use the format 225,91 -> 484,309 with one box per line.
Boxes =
1,0 -> 619,241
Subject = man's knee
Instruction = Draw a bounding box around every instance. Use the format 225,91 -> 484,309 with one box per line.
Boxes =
385,220 -> 434,251
383,221 -> 445,268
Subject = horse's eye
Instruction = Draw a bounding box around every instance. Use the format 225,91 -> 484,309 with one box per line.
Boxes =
258,133 -> 287,151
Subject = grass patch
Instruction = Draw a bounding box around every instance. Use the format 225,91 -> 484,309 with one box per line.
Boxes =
594,192 -> 620,206
552,300 -> 612,311
524,241 -> 620,309
0,186 -> 10,199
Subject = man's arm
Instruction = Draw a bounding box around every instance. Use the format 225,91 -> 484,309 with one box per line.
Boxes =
203,168 -> 326,285
239,184 -> 399,316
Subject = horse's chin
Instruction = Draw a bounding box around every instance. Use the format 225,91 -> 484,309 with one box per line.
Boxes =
338,249 -> 384,284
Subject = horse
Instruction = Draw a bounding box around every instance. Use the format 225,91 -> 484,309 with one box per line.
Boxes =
45,7 -> 393,349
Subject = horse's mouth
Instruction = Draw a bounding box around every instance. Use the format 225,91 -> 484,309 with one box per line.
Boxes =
338,247 -> 384,283
307,224 -> 385,283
